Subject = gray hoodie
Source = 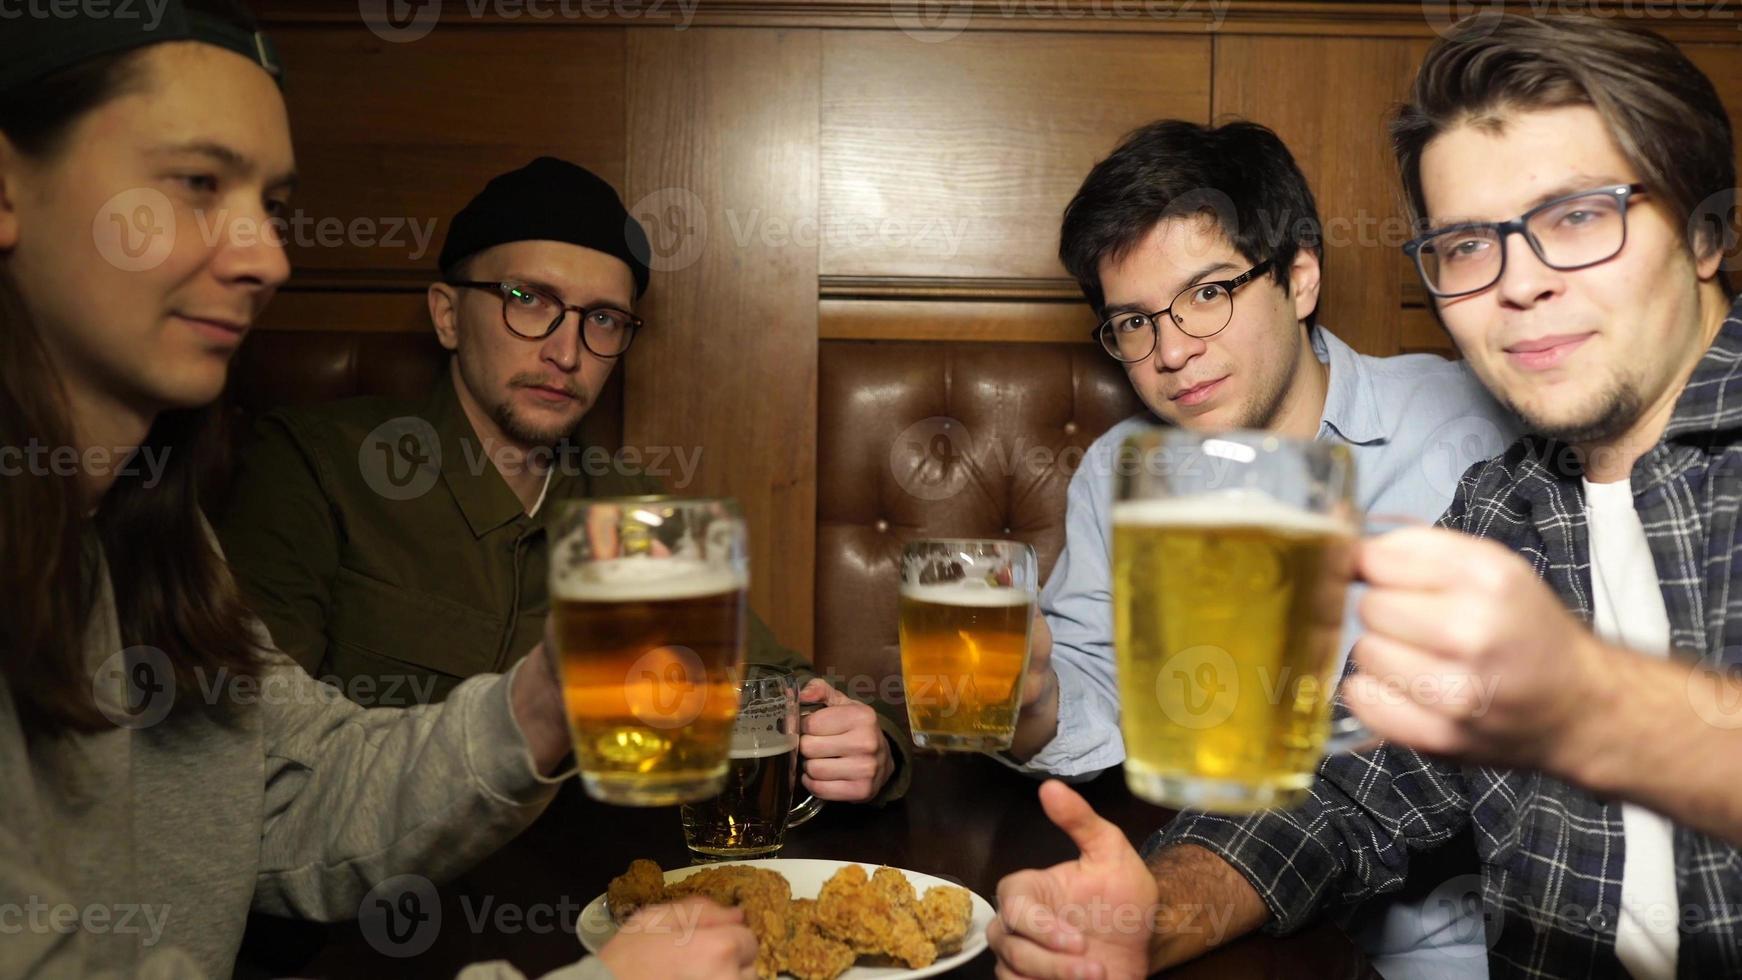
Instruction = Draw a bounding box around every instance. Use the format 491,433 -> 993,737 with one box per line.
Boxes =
0,534 -> 610,980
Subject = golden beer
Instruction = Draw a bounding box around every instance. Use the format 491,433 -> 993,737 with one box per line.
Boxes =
554,558 -> 747,806
680,742 -> 798,858
899,585 -> 1034,751
1113,495 -> 1354,812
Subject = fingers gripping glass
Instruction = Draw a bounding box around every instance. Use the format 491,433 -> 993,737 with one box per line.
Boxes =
447,279 -> 642,356
1094,259 -> 1275,362
1404,183 -> 1647,299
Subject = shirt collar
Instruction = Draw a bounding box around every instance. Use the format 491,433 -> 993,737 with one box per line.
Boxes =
427,375 -> 536,539
1662,292 -> 1742,442
1311,326 -> 1387,445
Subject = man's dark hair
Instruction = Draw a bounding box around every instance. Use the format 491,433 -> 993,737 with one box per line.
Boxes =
1059,119 -> 1322,316
1393,14 -> 1734,266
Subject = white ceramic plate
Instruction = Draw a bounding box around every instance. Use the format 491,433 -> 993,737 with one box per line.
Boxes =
577,858 -> 994,979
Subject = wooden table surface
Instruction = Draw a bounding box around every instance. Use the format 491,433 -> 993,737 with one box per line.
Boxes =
244,752 -> 1376,979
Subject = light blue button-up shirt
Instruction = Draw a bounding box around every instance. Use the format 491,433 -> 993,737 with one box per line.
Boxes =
1011,326 -> 1523,980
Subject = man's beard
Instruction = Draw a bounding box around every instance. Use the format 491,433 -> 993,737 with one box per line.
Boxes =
1506,376 -> 1642,448
491,393 -> 586,448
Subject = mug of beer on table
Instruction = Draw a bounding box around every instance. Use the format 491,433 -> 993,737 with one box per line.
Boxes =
1113,429 -> 1358,813
897,538 -> 1038,751
680,664 -> 821,861
550,496 -> 749,806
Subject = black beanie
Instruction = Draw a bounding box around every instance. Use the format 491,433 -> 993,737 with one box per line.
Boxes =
438,157 -> 653,299
0,0 -> 281,94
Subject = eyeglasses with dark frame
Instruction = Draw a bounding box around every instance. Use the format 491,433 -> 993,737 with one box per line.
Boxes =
1092,259 -> 1275,363
446,279 -> 642,357
1403,183 -> 1648,299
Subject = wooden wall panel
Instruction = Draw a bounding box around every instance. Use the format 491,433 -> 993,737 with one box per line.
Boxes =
1212,35 -> 1438,358
625,28 -> 821,653
820,32 -> 1212,280
269,25 -> 625,278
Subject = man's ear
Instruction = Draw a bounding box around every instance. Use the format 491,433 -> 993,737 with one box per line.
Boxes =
428,282 -> 461,352
1694,217 -> 1734,284
0,132 -> 23,252
1288,246 -> 1323,325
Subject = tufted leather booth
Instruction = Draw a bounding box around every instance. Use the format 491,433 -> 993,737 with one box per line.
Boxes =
815,340 -> 1147,717
208,328 -> 623,513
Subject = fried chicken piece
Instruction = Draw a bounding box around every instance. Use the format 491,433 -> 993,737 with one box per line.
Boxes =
780,926 -> 858,980
668,866 -> 792,979
916,885 -> 974,953
870,866 -> 918,912
813,864 -> 936,969
787,897 -> 819,936
606,859 -> 669,923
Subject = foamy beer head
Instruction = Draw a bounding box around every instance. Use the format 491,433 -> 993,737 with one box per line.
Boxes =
550,497 -> 749,807
897,539 -> 1038,752
551,553 -> 747,603
1112,429 -> 1359,814
1111,490 -> 1354,540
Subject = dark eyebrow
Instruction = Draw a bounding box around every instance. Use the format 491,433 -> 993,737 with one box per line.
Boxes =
1426,175 -> 1631,229
1101,260 -> 1240,317
150,139 -> 298,193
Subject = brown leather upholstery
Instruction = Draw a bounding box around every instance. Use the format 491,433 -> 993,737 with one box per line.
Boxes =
815,340 -> 1146,716
208,329 -> 623,512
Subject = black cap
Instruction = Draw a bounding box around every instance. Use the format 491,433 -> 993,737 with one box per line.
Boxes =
0,1 -> 281,94
438,157 -> 653,299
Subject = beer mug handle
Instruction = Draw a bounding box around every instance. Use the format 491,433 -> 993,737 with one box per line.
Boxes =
789,701 -> 825,828
1322,715 -> 1379,755
1321,513 -> 1426,756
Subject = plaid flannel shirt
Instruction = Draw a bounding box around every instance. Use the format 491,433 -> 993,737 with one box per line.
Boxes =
1147,295 -> 1742,979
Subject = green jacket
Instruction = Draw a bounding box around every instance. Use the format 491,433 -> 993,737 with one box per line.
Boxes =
216,373 -> 908,803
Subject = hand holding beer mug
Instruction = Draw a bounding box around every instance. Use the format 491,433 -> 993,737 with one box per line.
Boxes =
898,539 -> 1039,751
680,665 -> 821,860
551,497 -> 749,806
1114,430 -> 1358,812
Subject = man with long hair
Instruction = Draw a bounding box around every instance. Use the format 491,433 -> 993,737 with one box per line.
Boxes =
0,6 -> 752,978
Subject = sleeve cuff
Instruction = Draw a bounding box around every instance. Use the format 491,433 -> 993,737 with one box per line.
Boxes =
1006,659 -> 1124,778
1145,809 -> 1335,936
462,661 -> 573,807
869,714 -> 912,806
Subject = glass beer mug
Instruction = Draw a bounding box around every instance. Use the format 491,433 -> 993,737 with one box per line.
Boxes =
897,539 -> 1038,751
1113,429 -> 1361,813
680,665 -> 822,860
549,496 -> 749,806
